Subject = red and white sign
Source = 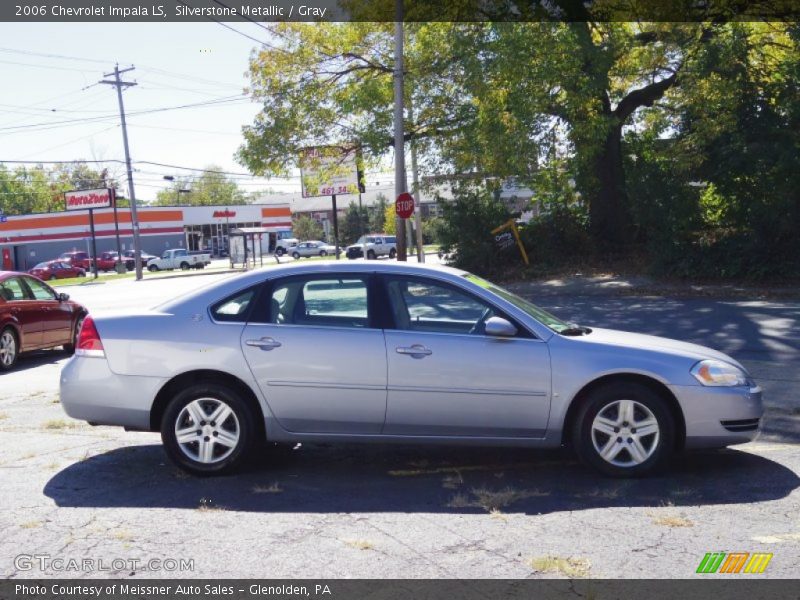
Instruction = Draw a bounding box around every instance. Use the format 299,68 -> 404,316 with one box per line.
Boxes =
213,210 -> 236,218
65,188 -> 114,211
395,192 -> 415,219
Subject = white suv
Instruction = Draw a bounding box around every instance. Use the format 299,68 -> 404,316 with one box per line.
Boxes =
345,235 -> 397,259
274,238 -> 299,257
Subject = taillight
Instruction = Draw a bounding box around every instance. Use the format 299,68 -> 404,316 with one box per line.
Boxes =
75,316 -> 105,358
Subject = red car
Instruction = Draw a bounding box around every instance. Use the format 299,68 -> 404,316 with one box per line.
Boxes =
58,251 -> 92,270
0,272 -> 88,371
95,251 -> 121,272
28,260 -> 86,281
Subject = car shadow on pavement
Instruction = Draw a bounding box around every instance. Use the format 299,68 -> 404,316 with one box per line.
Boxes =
44,443 -> 799,515
3,349 -> 69,373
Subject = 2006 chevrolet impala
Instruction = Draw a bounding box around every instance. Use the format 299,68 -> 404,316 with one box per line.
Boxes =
59,262 -> 763,477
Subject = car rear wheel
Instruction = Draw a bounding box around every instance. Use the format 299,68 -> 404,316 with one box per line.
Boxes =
389,248 -> 397,259
0,327 -> 18,371
275,248 -> 285,257
49,275 -> 57,281
63,315 -> 84,354
572,382 -> 674,478
161,383 -> 257,476
320,250 -> 327,257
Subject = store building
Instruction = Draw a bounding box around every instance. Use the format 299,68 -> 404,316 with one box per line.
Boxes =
0,203 -> 291,271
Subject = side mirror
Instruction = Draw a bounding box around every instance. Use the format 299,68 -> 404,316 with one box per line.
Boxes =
484,316 -> 517,337
57,292 -> 70,302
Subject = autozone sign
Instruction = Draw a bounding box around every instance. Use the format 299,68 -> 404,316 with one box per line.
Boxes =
65,188 -> 114,211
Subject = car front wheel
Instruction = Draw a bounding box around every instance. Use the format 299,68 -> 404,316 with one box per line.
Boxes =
292,251 -> 300,259
161,383 -> 257,476
275,248 -> 284,257
389,248 -> 397,259
572,382 -> 674,478
0,327 -> 18,371
148,264 -> 158,272
63,315 -> 84,354
367,249 -> 376,260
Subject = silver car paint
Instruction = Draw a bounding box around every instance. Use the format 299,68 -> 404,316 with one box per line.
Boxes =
59,261 -> 763,448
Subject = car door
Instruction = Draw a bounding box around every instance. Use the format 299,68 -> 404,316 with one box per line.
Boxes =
0,277 -> 43,350
21,276 -> 71,346
240,273 -> 388,434
381,274 -> 551,438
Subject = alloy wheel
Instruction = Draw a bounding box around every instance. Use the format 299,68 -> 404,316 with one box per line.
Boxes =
0,330 -> 17,367
174,397 -> 240,464
591,399 -> 660,467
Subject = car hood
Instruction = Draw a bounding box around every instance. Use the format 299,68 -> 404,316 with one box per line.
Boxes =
572,327 -> 746,371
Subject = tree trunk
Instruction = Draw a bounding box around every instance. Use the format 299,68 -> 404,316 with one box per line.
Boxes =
588,123 -> 631,247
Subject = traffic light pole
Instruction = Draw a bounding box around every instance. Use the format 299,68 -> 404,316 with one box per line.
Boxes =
101,65 -> 144,280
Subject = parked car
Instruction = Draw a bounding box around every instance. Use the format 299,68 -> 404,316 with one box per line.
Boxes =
121,250 -> 157,270
345,235 -> 397,259
0,272 -> 87,371
28,261 -> 85,280
59,262 -> 762,477
146,249 -> 211,271
95,251 -> 122,272
291,241 -> 339,259
57,251 -> 92,270
274,238 -> 299,257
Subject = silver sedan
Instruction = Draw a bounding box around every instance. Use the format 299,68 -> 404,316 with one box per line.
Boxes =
291,241 -> 339,259
59,262 -> 763,477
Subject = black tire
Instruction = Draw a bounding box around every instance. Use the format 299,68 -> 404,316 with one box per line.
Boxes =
292,251 -> 300,259
161,382 -> 258,476
0,327 -> 19,372
148,264 -> 159,272
63,314 -> 85,354
49,275 -> 57,281
275,248 -> 285,257
367,249 -> 376,260
571,382 -> 674,478
78,271 -> 86,278
180,262 -> 190,271
319,250 -> 327,257
389,248 -> 397,259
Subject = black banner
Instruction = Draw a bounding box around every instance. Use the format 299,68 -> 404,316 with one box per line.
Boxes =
3,0 -> 800,22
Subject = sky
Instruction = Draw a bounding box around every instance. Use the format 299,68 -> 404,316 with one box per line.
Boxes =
0,22 -> 306,202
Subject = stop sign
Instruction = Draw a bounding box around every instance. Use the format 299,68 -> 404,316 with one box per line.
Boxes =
395,192 -> 415,219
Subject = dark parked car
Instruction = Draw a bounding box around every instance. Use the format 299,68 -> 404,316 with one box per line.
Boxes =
0,272 -> 88,371
122,249 -> 157,270
28,261 -> 86,280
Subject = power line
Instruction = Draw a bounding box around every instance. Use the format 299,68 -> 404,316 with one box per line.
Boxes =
0,95 -> 249,133
176,0 -> 265,46
0,47 -> 116,65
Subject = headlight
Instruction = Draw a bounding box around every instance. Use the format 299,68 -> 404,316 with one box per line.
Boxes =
690,359 -> 749,387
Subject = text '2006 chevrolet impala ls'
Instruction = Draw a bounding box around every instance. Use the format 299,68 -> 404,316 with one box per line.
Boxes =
59,262 -> 763,477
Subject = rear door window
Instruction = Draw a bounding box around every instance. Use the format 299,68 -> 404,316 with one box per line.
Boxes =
267,276 -> 370,329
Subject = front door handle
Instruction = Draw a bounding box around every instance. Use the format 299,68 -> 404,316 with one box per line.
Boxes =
396,344 -> 432,357
245,337 -> 282,351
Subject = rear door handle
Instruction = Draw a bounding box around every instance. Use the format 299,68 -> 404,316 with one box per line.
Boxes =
396,344 -> 432,357
245,337 -> 282,351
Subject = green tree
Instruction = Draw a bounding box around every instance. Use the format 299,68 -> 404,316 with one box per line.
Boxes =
154,166 -> 247,206
339,201 -> 369,245
382,203 -> 396,234
292,214 -> 324,241
370,193 -> 388,232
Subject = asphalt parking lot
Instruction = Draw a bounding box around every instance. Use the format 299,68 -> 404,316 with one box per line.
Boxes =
1,269 -> 798,578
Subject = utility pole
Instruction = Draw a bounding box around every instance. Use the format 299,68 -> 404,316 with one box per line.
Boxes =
408,102 -> 425,262
101,65 -> 144,280
393,0 -> 407,261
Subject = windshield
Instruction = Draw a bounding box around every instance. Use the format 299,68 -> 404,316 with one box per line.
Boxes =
33,262 -> 49,269
463,274 -> 571,333
356,236 -> 376,244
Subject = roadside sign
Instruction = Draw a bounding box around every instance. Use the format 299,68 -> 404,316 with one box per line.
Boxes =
299,146 -> 360,198
64,188 -> 114,211
0,215 -> 6,224
395,192 -> 415,219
